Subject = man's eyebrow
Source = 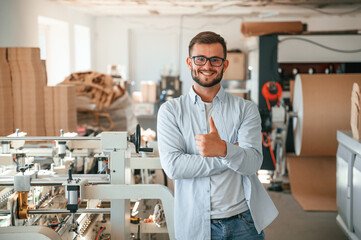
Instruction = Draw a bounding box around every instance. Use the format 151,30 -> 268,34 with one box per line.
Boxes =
194,55 -> 222,58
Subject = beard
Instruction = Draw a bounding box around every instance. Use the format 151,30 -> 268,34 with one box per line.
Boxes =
191,66 -> 224,88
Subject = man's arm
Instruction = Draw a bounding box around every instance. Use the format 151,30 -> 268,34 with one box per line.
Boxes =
196,102 -> 263,176
221,102 -> 263,175
157,102 -> 228,180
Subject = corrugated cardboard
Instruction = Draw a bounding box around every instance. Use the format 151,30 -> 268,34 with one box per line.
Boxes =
0,48 -> 14,136
53,85 -> 77,134
287,155 -> 337,211
7,47 -> 46,136
0,89 -> 14,136
223,52 -> 246,80
44,87 -> 55,136
241,21 -> 303,37
0,48 -> 12,89
7,54 -> 23,130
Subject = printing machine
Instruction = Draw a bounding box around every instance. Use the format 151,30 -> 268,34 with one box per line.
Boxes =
336,130 -> 361,240
0,126 -> 175,240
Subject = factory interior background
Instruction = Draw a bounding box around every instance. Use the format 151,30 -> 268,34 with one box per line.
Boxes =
1,0 -> 361,239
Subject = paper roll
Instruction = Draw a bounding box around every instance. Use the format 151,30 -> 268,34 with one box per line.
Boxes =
241,21 -> 303,37
293,74 -> 361,156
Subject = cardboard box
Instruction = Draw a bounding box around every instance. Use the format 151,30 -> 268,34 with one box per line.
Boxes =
226,89 -> 250,100
241,21 -> 303,37
223,52 -> 246,80
140,81 -> 157,103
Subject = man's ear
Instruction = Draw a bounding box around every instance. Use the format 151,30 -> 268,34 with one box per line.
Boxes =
186,57 -> 192,70
222,59 -> 229,73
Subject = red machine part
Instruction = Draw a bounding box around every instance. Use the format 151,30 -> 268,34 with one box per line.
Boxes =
262,81 -> 282,110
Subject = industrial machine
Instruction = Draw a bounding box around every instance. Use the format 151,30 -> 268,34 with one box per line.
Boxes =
336,130 -> 361,240
0,126 -> 174,240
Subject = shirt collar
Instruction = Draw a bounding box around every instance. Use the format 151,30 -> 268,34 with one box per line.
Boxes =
188,85 -> 226,104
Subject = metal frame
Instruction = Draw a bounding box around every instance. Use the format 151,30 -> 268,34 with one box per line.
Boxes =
0,131 -> 175,240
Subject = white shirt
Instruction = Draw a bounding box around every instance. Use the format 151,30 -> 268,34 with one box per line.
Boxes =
204,102 -> 249,219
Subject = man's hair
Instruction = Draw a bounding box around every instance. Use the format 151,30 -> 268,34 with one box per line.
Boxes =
188,31 -> 227,58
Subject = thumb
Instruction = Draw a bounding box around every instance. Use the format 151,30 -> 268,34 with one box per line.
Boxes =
209,116 -> 218,133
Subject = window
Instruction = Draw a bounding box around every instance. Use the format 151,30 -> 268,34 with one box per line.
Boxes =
38,16 -> 70,86
74,24 -> 91,72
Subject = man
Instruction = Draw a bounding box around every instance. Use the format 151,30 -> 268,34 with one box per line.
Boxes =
157,31 -> 278,240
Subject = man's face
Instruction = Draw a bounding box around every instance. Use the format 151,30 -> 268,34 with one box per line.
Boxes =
187,43 -> 228,88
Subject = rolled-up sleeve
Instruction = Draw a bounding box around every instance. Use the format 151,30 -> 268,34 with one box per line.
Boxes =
157,102 -> 228,180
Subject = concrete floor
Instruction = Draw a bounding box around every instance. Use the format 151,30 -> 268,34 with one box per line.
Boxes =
264,189 -> 347,240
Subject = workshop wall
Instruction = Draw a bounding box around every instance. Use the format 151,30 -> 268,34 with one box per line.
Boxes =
0,0 -> 95,83
94,14 -> 361,103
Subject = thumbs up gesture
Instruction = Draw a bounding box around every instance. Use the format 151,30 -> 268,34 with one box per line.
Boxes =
195,116 -> 227,157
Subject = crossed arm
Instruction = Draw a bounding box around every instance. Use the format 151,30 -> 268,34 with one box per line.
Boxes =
157,102 -> 263,180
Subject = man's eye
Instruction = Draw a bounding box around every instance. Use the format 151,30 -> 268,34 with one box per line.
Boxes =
197,57 -> 205,61
210,58 -> 218,62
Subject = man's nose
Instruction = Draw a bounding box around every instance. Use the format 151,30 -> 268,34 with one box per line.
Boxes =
204,59 -> 213,68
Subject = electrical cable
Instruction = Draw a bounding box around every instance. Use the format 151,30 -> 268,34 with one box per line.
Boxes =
279,37 -> 361,53
262,133 -> 277,169
98,164 -> 108,174
96,227 -> 106,240
275,3 -> 361,15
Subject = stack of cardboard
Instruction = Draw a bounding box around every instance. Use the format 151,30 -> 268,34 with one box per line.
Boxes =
0,48 -> 14,136
7,48 -> 46,136
0,47 -> 78,136
44,85 -> 77,136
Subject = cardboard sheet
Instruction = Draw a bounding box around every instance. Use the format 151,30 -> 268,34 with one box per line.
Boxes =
0,48 -> 14,136
287,155 -> 337,211
293,74 -> 361,156
241,21 -> 303,37
7,47 -> 46,136
51,85 -> 77,135
44,87 -> 55,136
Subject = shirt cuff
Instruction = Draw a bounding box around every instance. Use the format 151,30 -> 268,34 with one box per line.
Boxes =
220,141 -> 241,164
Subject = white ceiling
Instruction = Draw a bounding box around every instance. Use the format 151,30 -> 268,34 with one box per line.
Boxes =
52,0 -> 361,17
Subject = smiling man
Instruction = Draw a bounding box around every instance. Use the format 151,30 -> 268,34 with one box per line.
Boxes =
157,31 -> 278,240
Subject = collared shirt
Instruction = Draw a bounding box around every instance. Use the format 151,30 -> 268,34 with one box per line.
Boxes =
157,86 -> 278,240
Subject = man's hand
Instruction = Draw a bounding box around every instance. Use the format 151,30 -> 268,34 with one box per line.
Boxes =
195,116 -> 227,157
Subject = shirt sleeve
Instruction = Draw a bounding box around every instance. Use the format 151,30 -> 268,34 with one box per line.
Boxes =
157,102 -> 228,180
221,102 -> 263,176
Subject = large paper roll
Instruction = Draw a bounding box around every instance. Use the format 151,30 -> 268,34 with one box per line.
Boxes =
293,74 -> 361,156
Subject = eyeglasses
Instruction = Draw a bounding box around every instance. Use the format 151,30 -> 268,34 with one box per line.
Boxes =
191,56 -> 225,67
